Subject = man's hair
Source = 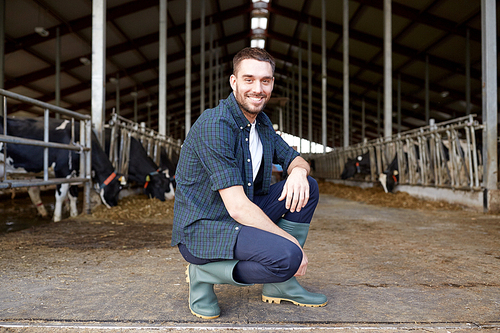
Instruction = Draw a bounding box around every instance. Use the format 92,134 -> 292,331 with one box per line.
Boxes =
233,47 -> 275,76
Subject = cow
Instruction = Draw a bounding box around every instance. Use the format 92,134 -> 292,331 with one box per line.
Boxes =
439,138 -> 486,188
0,116 -> 124,221
379,140 -> 455,192
105,129 -> 174,201
159,146 -> 178,189
341,152 -> 372,180
379,154 -> 400,193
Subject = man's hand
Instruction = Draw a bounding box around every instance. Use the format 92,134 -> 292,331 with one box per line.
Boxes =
278,167 -> 309,213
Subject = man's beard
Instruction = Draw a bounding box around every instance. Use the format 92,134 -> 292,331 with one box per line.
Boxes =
236,93 -> 268,117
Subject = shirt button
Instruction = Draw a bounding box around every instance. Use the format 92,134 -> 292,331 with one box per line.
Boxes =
247,159 -> 250,162
235,227 -> 239,231
240,126 -> 243,129
245,138 -> 248,142
247,124 -> 251,127
248,182 -> 252,187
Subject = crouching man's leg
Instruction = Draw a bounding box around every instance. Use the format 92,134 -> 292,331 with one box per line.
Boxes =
255,176 -> 327,307
262,218 -> 327,307
186,260 -> 251,319
180,225 -> 300,319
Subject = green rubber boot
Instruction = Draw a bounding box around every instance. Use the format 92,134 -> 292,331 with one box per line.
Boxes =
262,219 -> 328,307
186,260 -> 251,319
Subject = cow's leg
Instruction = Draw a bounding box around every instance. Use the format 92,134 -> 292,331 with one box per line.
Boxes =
27,187 -> 48,218
68,186 -> 79,217
54,183 -> 70,222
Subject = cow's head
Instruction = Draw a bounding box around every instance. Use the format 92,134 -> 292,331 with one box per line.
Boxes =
144,173 -> 173,201
341,158 -> 356,179
379,170 -> 398,193
161,168 -> 175,199
100,173 -> 126,208
355,154 -> 372,174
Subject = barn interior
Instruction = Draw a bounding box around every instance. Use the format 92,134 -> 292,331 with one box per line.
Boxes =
3,0 -> 498,209
1,0 -> 492,145
1,1 -> 500,330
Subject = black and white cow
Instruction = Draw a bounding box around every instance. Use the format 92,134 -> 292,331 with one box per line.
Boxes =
129,137 -> 174,200
379,154 -> 400,193
0,116 -> 124,221
105,130 -> 174,201
159,147 -> 178,189
341,152 -> 372,180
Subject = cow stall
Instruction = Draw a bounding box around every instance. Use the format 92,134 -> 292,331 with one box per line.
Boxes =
106,113 -> 181,175
105,113 -> 181,196
304,115 -> 485,209
0,89 -> 92,220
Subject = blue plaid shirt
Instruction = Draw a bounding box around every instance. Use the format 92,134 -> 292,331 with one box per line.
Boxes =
171,93 -> 300,259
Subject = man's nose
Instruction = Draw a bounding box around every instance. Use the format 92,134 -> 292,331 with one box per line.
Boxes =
251,81 -> 263,93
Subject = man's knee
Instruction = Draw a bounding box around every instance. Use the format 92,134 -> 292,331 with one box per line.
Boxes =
275,242 -> 302,281
308,176 -> 318,198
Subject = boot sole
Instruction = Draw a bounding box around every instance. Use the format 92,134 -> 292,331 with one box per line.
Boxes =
262,295 -> 327,307
185,264 -> 220,319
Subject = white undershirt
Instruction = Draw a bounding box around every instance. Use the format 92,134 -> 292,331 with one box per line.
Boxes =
249,121 -> 263,181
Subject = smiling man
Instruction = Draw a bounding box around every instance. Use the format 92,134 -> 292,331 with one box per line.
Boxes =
171,47 -> 327,319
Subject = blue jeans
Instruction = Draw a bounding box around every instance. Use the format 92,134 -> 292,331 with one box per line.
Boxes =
178,176 -> 319,284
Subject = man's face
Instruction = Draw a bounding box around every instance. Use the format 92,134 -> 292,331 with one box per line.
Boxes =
230,59 -> 274,119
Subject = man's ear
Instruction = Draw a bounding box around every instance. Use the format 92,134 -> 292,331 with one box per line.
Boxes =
229,74 -> 236,91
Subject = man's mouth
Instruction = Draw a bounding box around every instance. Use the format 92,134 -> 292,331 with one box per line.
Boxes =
247,94 -> 266,102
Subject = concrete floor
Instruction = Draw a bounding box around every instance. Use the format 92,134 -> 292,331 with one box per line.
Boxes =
0,194 -> 499,332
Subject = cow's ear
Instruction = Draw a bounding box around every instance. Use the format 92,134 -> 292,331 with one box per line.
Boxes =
393,170 -> 399,176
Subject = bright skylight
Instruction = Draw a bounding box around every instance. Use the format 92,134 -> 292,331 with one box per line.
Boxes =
251,17 -> 267,30
250,1 -> 268,49
251,38 -> 265,48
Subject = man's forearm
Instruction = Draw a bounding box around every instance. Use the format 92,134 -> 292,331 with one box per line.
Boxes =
219,185 -> 302,247
287,156 -> 310,176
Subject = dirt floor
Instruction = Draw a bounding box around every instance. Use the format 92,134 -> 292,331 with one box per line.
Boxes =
1,182 -> 499,332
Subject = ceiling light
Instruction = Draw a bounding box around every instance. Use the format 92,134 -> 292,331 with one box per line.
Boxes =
252,0 -> 269,9
440,91 -> 449,98
251,38 -> 265,49
34,27 -> 49,37
79,57 -> 91,66
252,17 -> 267,30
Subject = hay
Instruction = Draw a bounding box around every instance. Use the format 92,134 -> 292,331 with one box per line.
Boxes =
85,181 -> 462,222
318,181 -> 463,211
90,196 -> 175,221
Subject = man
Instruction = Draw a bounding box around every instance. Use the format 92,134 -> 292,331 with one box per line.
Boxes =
171,47 -> 327,319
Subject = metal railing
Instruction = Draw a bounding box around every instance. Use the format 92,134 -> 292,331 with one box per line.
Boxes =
106,113 -> 181,176
0,89 -> 92,211
304,115 -> 484,191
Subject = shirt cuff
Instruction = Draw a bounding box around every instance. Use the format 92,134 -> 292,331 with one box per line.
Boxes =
210,167 -> 243,191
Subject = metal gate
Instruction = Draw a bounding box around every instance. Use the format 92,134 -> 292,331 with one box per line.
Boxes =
304,115 -> 484,191
106,113 -> 181,176
0,89 -> 92,214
